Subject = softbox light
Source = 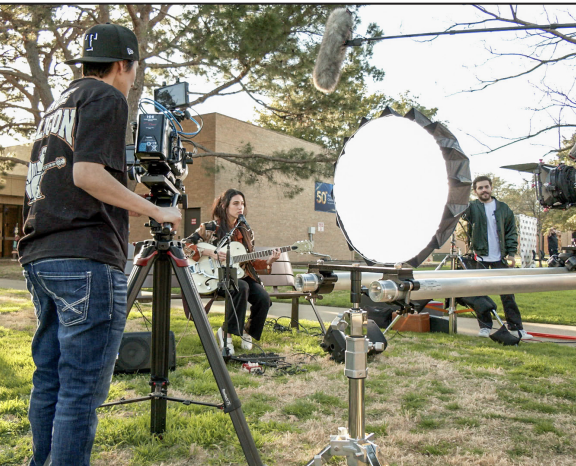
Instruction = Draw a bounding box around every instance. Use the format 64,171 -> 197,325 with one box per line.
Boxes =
333,107 -> 471,267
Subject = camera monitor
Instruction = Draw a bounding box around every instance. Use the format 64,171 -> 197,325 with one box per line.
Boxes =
154,82 -> 189,109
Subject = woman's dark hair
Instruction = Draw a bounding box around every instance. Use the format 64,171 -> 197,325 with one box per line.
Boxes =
211,189 -> 247,239
83,60 -> 135,79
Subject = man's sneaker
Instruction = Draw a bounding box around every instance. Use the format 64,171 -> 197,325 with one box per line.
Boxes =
216,327 -> 235,355
518,329 -> 533,340
478,328 -> 491,338
241,332 -> 253,350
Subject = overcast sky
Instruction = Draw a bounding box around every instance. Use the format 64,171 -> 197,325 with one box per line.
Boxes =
182,3 -> 576,185
359,4 -> 575,185
3,4 -> 574,187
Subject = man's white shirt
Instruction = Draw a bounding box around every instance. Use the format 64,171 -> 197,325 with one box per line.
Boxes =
481,199 -> 501,262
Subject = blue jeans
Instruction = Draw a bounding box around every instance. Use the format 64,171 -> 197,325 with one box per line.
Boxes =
23,259 -> 127,466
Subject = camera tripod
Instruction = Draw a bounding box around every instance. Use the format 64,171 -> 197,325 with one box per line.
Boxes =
101,218 -> 265,466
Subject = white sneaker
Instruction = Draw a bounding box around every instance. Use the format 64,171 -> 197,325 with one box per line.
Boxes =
216,327 -> 235,355
518,329 -> 533,340
241,332 -> 253,350
478,328 -> 491,338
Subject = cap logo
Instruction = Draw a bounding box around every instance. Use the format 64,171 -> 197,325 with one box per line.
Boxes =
127,48 -> 134,55
85,32 -> 98,52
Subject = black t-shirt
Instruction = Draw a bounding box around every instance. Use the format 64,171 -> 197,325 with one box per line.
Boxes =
18,78 -> 129,271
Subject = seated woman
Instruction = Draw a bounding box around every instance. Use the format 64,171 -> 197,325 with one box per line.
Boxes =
186,188 -> 280,354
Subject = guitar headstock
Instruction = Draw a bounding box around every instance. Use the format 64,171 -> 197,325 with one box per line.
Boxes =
290,240 -> 313,254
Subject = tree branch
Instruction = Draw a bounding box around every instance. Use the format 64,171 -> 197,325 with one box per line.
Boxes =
191,141 -> 334,164
0,156 -> 29,166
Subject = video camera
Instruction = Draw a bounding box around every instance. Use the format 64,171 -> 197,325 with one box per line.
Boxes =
502,145 -> 576,210
127,81 -> 201,209
503,145 -> 576,269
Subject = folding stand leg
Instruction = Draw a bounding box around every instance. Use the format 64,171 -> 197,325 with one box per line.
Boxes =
307,294 -> 327,335
448,296 -> 457,335
490,308 -> 506,327
170,249 -> 265,466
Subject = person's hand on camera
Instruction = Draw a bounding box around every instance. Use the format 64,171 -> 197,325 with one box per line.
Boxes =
508,255 -> 516,267
153,206 -> 182,232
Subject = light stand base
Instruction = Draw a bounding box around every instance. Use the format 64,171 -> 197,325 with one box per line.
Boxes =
309,429 -> 381,466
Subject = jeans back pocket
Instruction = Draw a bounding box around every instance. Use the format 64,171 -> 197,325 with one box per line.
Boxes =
37,271 -> 91,326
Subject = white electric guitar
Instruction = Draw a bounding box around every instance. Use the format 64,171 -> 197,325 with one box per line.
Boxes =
189,240 -> 312,294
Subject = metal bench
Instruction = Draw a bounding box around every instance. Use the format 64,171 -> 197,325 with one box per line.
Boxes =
257,249 -> 325,333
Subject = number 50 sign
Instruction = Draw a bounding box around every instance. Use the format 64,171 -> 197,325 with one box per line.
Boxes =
314,182 -> 336,213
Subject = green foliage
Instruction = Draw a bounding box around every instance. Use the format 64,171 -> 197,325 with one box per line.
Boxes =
0,159 -> 15,191
0,5 -> 430,193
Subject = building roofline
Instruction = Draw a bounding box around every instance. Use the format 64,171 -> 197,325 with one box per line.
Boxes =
200,112 -> 325,151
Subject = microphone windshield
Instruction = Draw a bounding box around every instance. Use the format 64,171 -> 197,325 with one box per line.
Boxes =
313,8 -> 354,94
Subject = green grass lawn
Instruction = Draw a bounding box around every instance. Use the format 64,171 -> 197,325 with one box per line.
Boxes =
1,294 -> 576,465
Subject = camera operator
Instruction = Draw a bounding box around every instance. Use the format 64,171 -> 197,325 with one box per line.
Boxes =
462,175 -> 532,340
18,23 -> 181,466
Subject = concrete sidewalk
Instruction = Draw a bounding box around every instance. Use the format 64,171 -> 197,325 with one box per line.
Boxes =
3,277 -> 575,343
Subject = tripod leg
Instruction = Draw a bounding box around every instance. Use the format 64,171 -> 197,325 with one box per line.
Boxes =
169,251 -> 265,466
366,443 -> 381,465
305,445 -> 332,466
125,242 -> 170,434
126,241 -> 158,311
150,254 -> 172,435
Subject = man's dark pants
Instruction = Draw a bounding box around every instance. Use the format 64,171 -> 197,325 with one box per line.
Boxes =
468,259 -> 524,331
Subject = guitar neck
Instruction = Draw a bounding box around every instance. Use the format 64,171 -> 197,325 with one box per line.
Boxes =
234,245 -> 292,264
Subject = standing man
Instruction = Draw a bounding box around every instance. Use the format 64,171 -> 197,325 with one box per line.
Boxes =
18,23 -> 181,466
547,227 -> 559,256
462,175 -> 532,340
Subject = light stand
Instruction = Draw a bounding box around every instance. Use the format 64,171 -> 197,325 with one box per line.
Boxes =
306,264 -> 413,466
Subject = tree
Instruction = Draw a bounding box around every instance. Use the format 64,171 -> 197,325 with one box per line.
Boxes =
449,5 -> 576,155
0,4 -> 395,190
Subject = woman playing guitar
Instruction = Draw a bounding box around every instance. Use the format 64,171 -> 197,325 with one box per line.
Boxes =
185,189 -> 281,355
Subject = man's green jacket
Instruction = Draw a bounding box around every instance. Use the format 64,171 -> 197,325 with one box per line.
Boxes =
462,198 -> 518,258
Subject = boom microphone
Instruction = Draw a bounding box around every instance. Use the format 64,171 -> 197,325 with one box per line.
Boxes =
313,8 -> 354,94
238,214 -> 251,230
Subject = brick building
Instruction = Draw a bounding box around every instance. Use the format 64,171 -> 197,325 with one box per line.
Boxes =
2,113 -> 353,262
0,143 -> 31,258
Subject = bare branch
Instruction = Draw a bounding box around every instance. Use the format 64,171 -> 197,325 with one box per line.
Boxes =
472,51 -> 576,91
477,124 -> 576,154
190,141 -> 334,164
0,156 -> 29,166
188,66 -> 252,106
